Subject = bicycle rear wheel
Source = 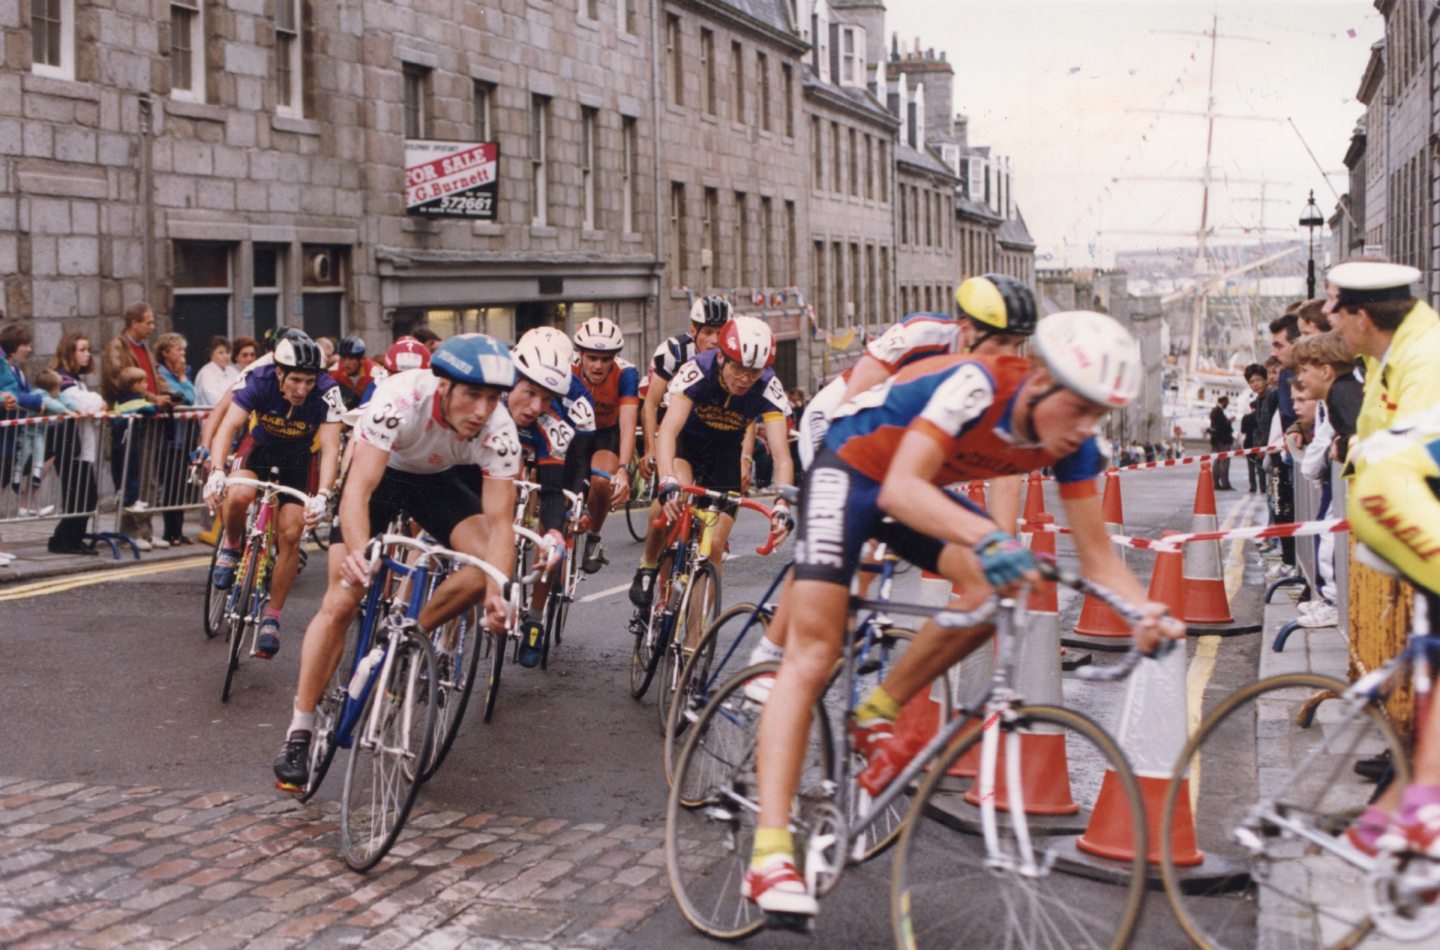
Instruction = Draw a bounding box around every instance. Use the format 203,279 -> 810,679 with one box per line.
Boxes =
630,550 -> 678,700
481,627 -> 507,724
220,541 -> 261,703
891,703 -> 1145,950
422,606 -> 483,781
666,663 -> 834,941
625,465 -> 651,542
340,626 -> 438,872
203,537 -> 226,639
1161,672 -> 1411,950
658,560 -> 721,735
663,602 -> 770,788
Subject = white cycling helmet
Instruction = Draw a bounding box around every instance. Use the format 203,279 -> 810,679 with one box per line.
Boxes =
717,316 -> 776,370
512,326 -> 574,394
573,316 -> 624,353
690,295 -> 733,327
1030,311 -> 1142,407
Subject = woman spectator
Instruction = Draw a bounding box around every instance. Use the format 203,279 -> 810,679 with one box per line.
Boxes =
46,332 -> 106,555
231,336 -> 259,372
0,323 -> 56,516
193,336 -> 237,407
154,333 -> 197,546
316,336 -> 339,372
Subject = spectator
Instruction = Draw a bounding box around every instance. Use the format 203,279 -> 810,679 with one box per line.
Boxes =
331,335 -> 383,409
1296,298 -> 1331,337
1293,332 -> 1363,463
231,336 -> 259,371
1208,395 -> 1234,490
155,333 -> 197,546
193,336 -> 237,407
1265,314 -> 1301,576
102,303 -> 171,549
316,336 -> 339,372
1240,362 -> 1268,493
108,367 -> 158,542
410,325 -> 442,353
47,332 -> 105,555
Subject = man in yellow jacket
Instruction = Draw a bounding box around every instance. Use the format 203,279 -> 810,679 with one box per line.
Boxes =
1327,261 -> 1440,454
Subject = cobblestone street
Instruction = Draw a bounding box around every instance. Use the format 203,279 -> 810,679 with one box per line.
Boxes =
0,776 -> 669,948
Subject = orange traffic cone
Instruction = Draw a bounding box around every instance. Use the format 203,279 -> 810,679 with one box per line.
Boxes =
1180,462 -> 1260,635
962,513 -> 1080,817
1070,469 -> 1132,642
1023,471 -> 1045,522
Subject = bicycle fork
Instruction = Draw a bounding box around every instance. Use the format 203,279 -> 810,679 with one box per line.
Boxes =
974,698 -> 1052,879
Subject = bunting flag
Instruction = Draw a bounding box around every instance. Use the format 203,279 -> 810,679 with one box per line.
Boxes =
827,327 -> 857,350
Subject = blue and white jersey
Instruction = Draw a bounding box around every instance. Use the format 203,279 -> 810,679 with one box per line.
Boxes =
863,312 -> 963,372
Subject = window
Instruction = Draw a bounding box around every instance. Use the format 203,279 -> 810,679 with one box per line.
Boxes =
899,185 -> 908,245
734,192 -> 748,285
848,128 -> 858,196
32,0 -> 74,79
583,0 -> 598,20
621,116 -> 637,233
785,201 -> 797,285
302,245 -> 347,340
832,242 -> 844,327
172,242 -> 232,361
811,116 -> 823,189
581,107 -> 598,230
781,63 -> 794,137
866,244 -> 877,327
170,2 -> 204,100
839,25 -> 865,88
811,4 -> 831,84
864,136 -> 874,200
670,183 -> 688,285
831,122 -> 841,195
879,246 -> 890,320
850,243 -> 861,324
757,51 -> 771,132
275,0 -> 302,115
667,16 -> 683,107
813,241 -> 827,328
760,197 -> 773,287
700,29 -> 716,115
252,245 -> 282,343
473,80 -> 494,140
878,140 -> 888,199
403,64 -> 430,139
703,188 -> 718,287
619,0 -> 637,35
732,41 -> 745,123
531,95 -> 550,226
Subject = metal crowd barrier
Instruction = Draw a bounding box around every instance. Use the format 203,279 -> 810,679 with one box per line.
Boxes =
0,405 -> 212,557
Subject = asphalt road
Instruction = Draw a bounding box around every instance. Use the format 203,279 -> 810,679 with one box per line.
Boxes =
0,464 -> 1265,947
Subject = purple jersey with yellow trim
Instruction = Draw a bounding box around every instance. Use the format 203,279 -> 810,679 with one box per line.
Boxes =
231,362 -> 344,450
827,353 -> 1105,495
671,349 -> 787,444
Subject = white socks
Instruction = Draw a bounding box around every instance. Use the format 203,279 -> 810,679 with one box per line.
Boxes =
288,706 -> 315,737
748,636 -> 785,666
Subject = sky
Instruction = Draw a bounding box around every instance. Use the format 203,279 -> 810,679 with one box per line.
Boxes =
882,0 -> 1384,268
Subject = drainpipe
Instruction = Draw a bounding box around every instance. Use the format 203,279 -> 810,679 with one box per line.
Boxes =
648,0 -> 666,357
138,93 -> 155,308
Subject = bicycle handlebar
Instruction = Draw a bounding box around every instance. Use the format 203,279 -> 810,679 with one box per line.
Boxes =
221,476 -> 311,507
651,483 -> 786,555
1033,556 -> 1177,680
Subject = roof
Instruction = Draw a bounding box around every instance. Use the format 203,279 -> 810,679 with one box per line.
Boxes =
895,143 -> 958,181
955,195 -> 1002,225
714,0 -> 795,35
802,76 -> 899,128
997,212 -> 1035,250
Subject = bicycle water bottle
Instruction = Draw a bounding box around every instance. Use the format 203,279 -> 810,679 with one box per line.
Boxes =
347,645 -> 386,700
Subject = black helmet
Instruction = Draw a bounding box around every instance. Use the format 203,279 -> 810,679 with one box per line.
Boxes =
689,295 -> 733,328
955,274 -> 1038,340
274,332 -> 325,373
338,335 -> 367,358
262,325 -> 305,352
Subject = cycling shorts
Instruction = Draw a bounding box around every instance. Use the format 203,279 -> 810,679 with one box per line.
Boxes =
232,435 -> 314,507
593,425 -> 620,457
792,449 -> 983,586
333,465 -> 485,548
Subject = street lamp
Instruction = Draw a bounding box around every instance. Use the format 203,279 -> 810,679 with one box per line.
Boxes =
1299,190 -> 1325,299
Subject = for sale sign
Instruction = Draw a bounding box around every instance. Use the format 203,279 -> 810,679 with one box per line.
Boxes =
404,140 -> 499,219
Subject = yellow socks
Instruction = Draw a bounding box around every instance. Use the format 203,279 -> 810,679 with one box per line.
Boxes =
855,686 -> 900,727
752,827 -> 795,868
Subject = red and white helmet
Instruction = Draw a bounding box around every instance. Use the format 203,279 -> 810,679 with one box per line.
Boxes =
512,326 -> 575,394
384,336 -> 431,373
717,317 -> 775,370
1031,311 -> 1143,407
573,317 -> 624,353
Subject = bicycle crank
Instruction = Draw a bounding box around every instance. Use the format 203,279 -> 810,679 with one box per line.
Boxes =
1366,854 -> 1440,942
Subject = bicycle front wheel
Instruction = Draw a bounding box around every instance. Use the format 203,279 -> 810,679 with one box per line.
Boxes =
203,537 -> 226,639
891,703 -> 1145,950
422,607 -> 483,781
339,627 -> 438,872
481,627 -> 506,724
663,602 -> 769,788
1162,672 -> 1410,950
220,542 -> 261,703
630,550 -> 678,700
658,560 -> 721,735
666,662 -> 834,941
625,465 -> 651,542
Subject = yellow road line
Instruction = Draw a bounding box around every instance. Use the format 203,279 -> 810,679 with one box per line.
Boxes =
0,555 -> 210,602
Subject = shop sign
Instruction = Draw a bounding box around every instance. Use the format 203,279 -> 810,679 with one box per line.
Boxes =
405,140 -> 499,219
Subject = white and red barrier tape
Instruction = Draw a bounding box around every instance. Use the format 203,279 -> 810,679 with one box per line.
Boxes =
961,442 -> 1286,492
1020,516 -> 1350,551
0,408 -> 211,428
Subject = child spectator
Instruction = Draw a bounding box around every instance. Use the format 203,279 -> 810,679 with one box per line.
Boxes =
110,367 -> 157,520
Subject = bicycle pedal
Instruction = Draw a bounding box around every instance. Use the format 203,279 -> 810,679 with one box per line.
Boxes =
763,911 -> 815,934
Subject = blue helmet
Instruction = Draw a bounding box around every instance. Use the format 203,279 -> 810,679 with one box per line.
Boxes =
430,333 -> 516,389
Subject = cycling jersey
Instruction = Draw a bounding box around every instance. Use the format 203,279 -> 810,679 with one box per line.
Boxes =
1347,409 -> 1440,594
575,358 -> 638,431
516,406 -> 576,468
826,353 -> 1105,495
863,313 -> 963,372
558,373 -> 596,435
356,370 -> 521,479
230,362 -> 344,451
671,349 -> 788,445
652,333 -> 698,383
